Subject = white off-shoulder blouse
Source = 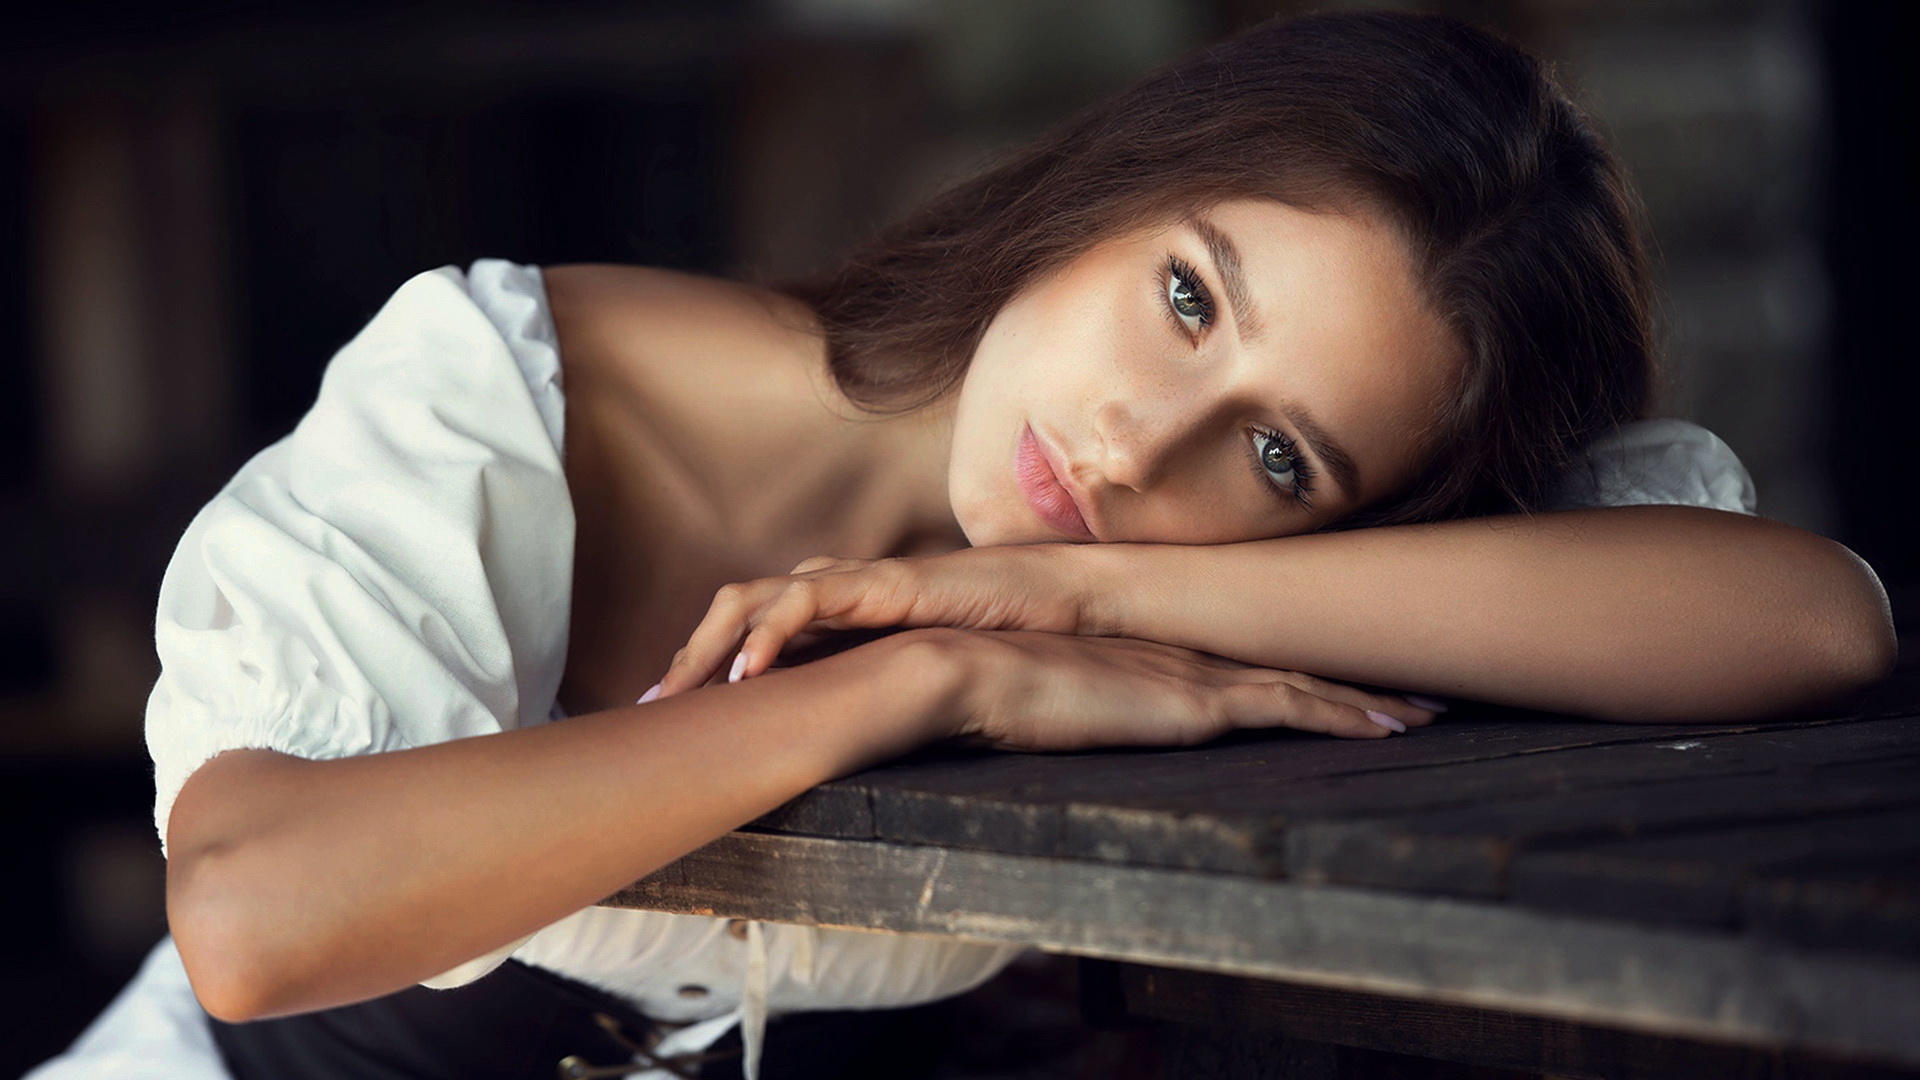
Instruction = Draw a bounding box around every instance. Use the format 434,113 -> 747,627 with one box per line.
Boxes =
28,260 -> 1756,1080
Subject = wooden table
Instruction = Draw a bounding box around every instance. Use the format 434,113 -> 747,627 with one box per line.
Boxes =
609,664 -> 1920,1079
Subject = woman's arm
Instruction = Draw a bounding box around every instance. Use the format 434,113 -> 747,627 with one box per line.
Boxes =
165,616 -> 1410,1024
660,507 -> 1894,723
1079,505 -> 1897,721
165,636 -> 957,1024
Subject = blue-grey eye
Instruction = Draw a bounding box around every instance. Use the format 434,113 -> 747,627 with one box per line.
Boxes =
1165,259 -> 1213,332
1256,430 -> 1297,485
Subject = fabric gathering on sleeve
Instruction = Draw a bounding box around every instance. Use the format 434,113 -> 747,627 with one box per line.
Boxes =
144,260 -> 574,857
1539,417 -> 1758,515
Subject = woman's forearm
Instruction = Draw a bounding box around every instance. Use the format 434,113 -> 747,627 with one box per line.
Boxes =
1079,505 -> 1897,721
165,634 -> 960,1023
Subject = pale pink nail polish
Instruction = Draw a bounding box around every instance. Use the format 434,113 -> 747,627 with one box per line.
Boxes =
1403,694 -> 1449,712
1364,710 -> 1406,734
638,683 -> 663,704
728,653 -> 747,684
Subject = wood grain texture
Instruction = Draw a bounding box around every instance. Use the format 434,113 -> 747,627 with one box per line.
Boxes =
1508,805 -> 1920,931
606,831 -> 1920,1066
1287,754 -> 1920,902
748,715 -> 1915,878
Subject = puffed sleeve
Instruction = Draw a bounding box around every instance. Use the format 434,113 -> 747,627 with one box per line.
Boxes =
1539,417 -> 1758,515
145,260 -> 573,857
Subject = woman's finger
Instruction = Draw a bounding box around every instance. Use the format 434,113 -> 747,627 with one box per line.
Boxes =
791,555 -> 862,575
734,564 -> 926,680
661,568 -> 895,695
659,581 -> 770,696
1211,679 -> 1392,740
661,548 -> 1086,698
1254,670 -> 1437,728
1111,645 -> 1435,730
736,579 -> 840,680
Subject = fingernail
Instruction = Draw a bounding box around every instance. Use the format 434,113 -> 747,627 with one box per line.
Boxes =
1403,694 -> 1449,712
638,683 -> 663,704
1364,710 -> 1406,734
728,653 -> 747,684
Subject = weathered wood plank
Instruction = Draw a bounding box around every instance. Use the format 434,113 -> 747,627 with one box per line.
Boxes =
1100,716 -> 1920,827
789,716 -> 1651,851
1287,755 -> 1920,901
1067,714 -> 1920,876
1509,806 -> 1920,931
1102,961 -> 1920,1080
753,714 -> 1845,848
606,831 -> 1920,1066
745,785 -> 873,839
749,716 -> 1920,878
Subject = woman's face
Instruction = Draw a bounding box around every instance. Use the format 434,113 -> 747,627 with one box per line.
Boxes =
947,197 -> 1462,547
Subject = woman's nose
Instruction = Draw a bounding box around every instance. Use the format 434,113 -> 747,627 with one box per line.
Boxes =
1092,393 -> 1207,492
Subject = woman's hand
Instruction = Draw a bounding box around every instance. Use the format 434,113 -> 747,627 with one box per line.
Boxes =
904,627 -> 1436,751
654,545 -> 1093,697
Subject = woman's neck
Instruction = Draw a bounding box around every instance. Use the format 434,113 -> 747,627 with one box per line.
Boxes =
785,380 -> 969,563
684,338 -> 968,566
866,399 -> 972,559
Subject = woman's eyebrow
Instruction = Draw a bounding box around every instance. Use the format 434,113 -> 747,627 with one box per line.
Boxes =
1285,403 -> 1361,502
1184,213 -> 1265,344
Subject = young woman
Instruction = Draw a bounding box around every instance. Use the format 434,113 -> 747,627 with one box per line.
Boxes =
30,9 -> 1895,1080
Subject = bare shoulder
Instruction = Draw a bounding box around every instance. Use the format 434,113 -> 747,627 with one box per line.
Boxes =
542,263 -> 820,388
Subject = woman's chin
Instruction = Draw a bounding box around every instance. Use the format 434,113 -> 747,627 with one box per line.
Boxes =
953,511 -> 1033,550
956,520 -> 1008,548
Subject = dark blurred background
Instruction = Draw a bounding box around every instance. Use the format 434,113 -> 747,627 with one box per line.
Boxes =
0,0 -> 1909,1073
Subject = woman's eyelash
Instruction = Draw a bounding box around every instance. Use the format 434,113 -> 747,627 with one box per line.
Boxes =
1159,254 -> 1214,335
1248,424 -> 1316,510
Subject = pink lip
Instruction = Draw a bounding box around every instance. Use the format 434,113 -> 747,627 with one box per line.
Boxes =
1016,424 -> 1096,541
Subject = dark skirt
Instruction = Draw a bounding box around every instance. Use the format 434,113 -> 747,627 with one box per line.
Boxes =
207,959 -> 957,1080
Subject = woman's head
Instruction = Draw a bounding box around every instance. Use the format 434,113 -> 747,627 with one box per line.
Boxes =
786,10 -> 1654,546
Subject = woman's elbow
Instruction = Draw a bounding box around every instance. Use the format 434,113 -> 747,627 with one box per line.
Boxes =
1788,537 -> 1899,710
1643,531 -> 1897,723
167,843 -> 298,1023
166,772 -> 326,1021
169,877 -> 263,1022
1813,595 -> 1898,704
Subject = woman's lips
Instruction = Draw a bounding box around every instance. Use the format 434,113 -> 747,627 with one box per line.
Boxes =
1015,424 -> 1095,540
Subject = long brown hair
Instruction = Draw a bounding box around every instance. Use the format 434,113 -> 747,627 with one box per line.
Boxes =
782,10 -> 1654,526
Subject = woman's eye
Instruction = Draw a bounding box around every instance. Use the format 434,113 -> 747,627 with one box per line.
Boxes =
1164,258 -> 1213,334
1247,425 -> 1316,510
1255,430 -> 1296,486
